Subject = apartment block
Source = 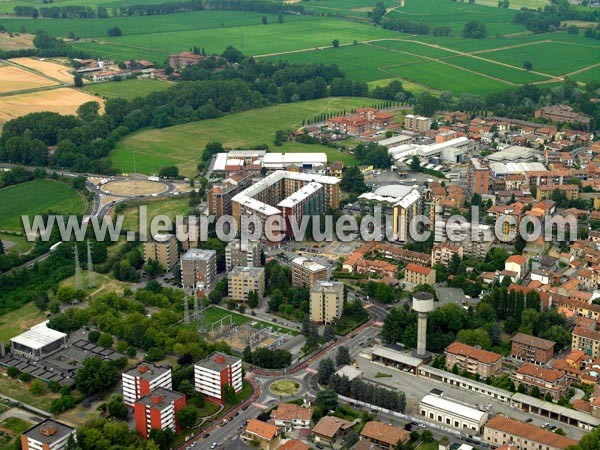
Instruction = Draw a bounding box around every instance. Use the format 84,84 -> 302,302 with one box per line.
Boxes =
291,256 -> 328,288
310,281 -> 344,324
404,263 -> 436,287
467,158 -> 490,195
194,352 -> 242,404
228,266 -> 265,302
21,419 -> 76,450
484,415 -> 577,450
536,184 -> 579,202
225,239 -> 261,272
180,248 -> 217,291
404,114 -> 432,132
511,333 -> 555,365
208,172 -> 252,217
134,388 -> 186,440
444,342 -> 503,379
122,362 -> 172,407
431,243 -> 463,268
143,233 -> 178,272
572,327 -> 600,360
510,363 -> 570,401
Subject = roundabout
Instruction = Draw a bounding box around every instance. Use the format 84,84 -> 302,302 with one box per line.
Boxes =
269,379 -> 301,397
100,180 -> 169,196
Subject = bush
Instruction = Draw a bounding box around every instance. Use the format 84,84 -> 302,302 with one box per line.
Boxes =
29,379 -> 46,395
88,330 -> 101,343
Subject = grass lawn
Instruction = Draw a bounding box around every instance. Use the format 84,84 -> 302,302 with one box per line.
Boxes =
111,97 -> 372,177
0,232 -> 34,254
204,306 -> 297,335
114,197 -> 192,233
270,380 -> 301,396
0,416 -> 32,450
195,401 -> 220,418
443,55 -> 550,83
0,180 -> 85,232
0,302 -> 46,344
60,272 -> 136,299
385,60 -> 510,96
0,371 -> 59,411
416,441 -> 440,450
82,79 -> 171,101
482,41 -> 600,76
367,78 -> 436,95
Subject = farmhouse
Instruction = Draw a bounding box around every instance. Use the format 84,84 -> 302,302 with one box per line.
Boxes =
168,51 -> 206,69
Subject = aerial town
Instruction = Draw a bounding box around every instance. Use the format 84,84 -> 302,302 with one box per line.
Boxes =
1,0 -> 600,449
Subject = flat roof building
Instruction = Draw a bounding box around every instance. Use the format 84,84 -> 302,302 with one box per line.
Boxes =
419,394 -> 488,434
122,362 -> 172,407
10,321 -> 67,361
291,256 -> 328,288
310,280 -> 344,324
194,352 -> 242,404
134,388 -> 186,440
143,233 -> 178,272
228,266 -> 265,302
180,248 -> 217,291
225,239 -> 261,272
21,419 -> 76,450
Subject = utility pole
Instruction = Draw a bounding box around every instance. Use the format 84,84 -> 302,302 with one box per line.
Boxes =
183,295 -> 190,325
87,240 -> 95,288
74,244 -> 83,294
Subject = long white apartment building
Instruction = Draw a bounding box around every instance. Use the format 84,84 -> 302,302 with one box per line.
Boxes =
122,362 -> 172,407
194,352 -> 242,404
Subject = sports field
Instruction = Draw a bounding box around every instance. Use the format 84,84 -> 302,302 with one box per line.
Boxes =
0,180 -> 85,232
83,79 -> 171,100
0,87 -> 103,127
111,97 -> 370,176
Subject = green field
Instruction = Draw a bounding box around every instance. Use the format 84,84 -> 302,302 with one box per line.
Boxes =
572,65 -> 600,83
372,39 -> 458,58
111,97 -> 370,176
0,302 -> 46,344
482,41 -> 600,76
0,0 -> 169,13
0,232 -> 34,254
0,180 -> 85,232
204,306 -> 297,335
83,79 -> 171,100
443,55 -> 550,83
116,198 -> 192,232
266,44 -> 425,82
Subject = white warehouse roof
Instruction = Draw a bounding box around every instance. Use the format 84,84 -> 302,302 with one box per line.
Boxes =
262,152 -> 327,167
10,322 -> 66,350
420,394 -> 487,422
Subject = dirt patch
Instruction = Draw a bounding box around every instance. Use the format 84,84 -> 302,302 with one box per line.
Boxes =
101,180 -> 169,196
0,33 -> 34,51
0,65 -> 57,93
10,57 -> 75,84
0,87 -> 104,127
350,7 -> 374,11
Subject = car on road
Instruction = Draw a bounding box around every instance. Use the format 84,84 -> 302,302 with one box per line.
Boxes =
525,418 -> 533,423
316,445 -> 324,449
202,434 -> 209,439
210,443 -> 218,449
233,412 -> 239,417
549,425 -> 557,431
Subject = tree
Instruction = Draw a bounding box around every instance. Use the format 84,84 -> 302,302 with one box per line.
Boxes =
98,333 -> 113,348
178,379 -> 194,397
422,430 -> 434,442
315,389 -> 338,412
462,21 -> 487,38
567,25 -> 579,35
75,357 -> 118,396
145,347 -> 165,361
340,166 -> 368,194
332,39 -> 340,48
108,394 -> 128,419
74,74 -> 83,88
158,166 -> 179,178
335,346 -> 351,367
222,383 -> 237,404
107,26 -> 122,37
410,156 -> 422,172
177,406 -> 198,429
523,61 -> 533,72
531,386 -> 541,398
261,15 -> 267,25
29,379 -> 46,395
318,357 -> 335,384
248,290 -> 259,309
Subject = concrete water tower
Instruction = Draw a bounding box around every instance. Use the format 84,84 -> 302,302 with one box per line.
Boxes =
412,291 -> 434,358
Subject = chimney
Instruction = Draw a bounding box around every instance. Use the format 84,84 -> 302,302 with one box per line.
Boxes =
40,426 -> 57,436
139,365 -> 148,374
152,396 -> 162,404
215,355 -> 226,364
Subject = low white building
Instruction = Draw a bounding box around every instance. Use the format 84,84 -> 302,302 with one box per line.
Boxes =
9,322 -> 67,361
419,394 -> 488,434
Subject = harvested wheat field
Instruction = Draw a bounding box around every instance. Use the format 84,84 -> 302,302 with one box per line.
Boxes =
0,33 -> 34,51
0,65 -> 57,93
10,57 -> 75,84
0,87 -> 104,126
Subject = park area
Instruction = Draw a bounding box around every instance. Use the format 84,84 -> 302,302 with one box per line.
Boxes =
0,180 -> 85,232
111,97 -> 370,176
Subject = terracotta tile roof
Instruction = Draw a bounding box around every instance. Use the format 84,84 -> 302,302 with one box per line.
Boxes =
405,263 -> 432,276
573,399 -> 592,413
445,342 -> 503,365
311,416 -> 353,439
516,363 -> 565,383
511,333 -> 555,350
279,440 -> 310,450
360,421 -> 409,447
506,255 -> 526,266
574,326 -> 600,341
244,419 -> 279,441
271,403 -> 313,422
485,415 -> 577,449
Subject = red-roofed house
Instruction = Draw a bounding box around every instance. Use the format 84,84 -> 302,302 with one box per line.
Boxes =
510,363 -> 570,400
505,255 -> 527,280
241,420 -> 281,450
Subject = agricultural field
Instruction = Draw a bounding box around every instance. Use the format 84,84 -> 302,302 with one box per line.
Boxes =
385,60 -> 510,96
0,32 -> 33,50
0,180 -> 85,232
83,78 -> 171,100
111,97 -> 371,176
0,87 -> 103,127
481,41 -> 600,76
10,57 -> 75,84
0,302 -> 45,344
0,0 -> 169,13
571,65 -> 600,84
442,55 -> 550,83
371,39 -> 458,58
0,64 -> 57,93
266,44 -> 425,82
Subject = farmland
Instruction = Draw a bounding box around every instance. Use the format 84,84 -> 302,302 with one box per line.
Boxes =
442,55 -> 549,83
0,88 -> 103,127
0,65 -> 57,93
0,180 -> 85,232
83,78 -> 171,100
111,97 -> 371,176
